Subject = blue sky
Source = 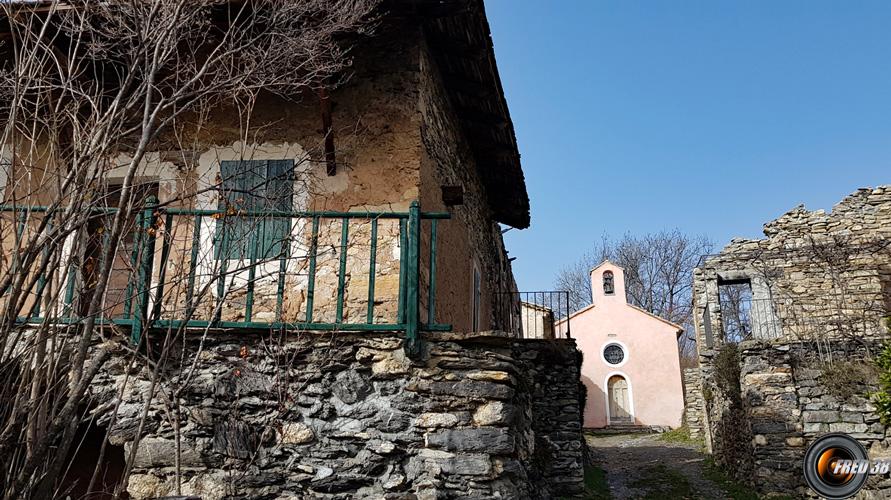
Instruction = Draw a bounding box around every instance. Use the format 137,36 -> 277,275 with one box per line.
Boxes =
487,1 -> 891,291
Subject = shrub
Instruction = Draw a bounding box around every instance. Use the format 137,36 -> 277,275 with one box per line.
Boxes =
872,342 -> 891,425
712,343 -> 741,398
820,360 -> 877,401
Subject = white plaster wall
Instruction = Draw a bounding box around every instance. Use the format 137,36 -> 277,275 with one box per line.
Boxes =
193,142 -> 316,293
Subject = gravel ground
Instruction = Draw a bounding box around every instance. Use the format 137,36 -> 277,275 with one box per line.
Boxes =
586,433 -> 733,499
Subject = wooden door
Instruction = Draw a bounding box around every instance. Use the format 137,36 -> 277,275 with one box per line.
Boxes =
608,375 -> 632,422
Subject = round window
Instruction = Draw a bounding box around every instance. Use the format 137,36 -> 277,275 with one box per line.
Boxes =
603,344 -> 625,365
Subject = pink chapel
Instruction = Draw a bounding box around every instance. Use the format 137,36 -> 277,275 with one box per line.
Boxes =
558,260 -> 685,429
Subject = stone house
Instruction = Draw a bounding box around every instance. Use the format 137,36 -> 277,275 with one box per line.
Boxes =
688,186 -> 891,496
557,260 -> 685,429
1,2 -> 527,338
0,2 -> 586,498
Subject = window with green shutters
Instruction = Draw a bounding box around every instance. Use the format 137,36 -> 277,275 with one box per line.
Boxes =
215,159 -> 294,260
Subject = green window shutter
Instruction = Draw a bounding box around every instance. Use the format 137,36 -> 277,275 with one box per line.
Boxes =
215,159 -> 293,260
216,160 -> 264,260
260,160 -> 294,258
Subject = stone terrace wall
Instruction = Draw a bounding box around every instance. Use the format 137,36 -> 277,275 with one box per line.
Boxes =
709,338 -> 891,497
682,368 -> 704,439
90,333 -> 584,499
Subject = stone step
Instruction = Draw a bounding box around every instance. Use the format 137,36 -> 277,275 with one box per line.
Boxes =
586,425 -> 663,435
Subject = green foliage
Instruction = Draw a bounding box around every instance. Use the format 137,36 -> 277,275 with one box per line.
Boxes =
578,464 -> 612,500
871,341 -> 891,425
713,343 -> 741,397
702,385 -> 713,403
709,343 -> 753,479
657,426 -> 703,449
702,457 -> 762,500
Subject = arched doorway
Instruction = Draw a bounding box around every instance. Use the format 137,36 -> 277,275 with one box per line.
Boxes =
607,374 -> 633,424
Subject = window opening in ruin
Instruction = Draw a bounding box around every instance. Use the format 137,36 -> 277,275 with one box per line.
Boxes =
718,278 -> 753,343
603,270 -> 615,295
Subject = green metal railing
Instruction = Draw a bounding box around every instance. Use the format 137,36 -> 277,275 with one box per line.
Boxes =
1,198 -> 450,354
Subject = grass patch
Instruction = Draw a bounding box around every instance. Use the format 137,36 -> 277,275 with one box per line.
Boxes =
657,426 -> 697,445
702,457 -> 760,500
629,464 -> 695,499
579,464 -> 611,499
657,426 -> 706,452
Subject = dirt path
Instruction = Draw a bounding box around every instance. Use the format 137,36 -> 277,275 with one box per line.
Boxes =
586,433 -> 738,499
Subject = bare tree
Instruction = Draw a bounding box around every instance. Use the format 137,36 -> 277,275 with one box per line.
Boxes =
554,230 -> 712,365
0,1 -> 377,498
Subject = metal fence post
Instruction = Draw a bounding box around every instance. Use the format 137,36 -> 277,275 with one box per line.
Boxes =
132,195 -> 158,344
404,201 -> 422,358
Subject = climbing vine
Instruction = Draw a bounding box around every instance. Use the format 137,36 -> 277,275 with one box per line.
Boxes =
820,360 -> 877,402
708,343 -> 753,481
712,343 -> 741,399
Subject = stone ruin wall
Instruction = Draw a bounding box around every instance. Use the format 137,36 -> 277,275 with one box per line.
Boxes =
690,186 -> 891,494
682,368 -> 704,440
730,339 -> 891,497
90,333 -> 585,499
694,185 -> 891,353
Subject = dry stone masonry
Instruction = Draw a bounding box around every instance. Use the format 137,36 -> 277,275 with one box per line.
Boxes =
690,186 -> 891,496
682,368 -> 704,440
736,339 -> 891,497
90,333 -> 584,499
694,186 -> 891,350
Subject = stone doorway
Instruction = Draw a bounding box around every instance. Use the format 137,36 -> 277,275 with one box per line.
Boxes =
59,421 -> 127,499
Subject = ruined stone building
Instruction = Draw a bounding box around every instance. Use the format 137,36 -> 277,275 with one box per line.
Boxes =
688,186 -> 891,496
0,2 -> 584,498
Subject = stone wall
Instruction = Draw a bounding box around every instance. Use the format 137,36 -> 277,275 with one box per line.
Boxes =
691,186 -> 891,493
720,339 -> 889,497
682,368 -> 704,439
694,186 -> 891,351
90,333 -> 584,499
418,39 -> 518,334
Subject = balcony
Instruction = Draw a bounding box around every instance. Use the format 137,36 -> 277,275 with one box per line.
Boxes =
0,198 -> 449,351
